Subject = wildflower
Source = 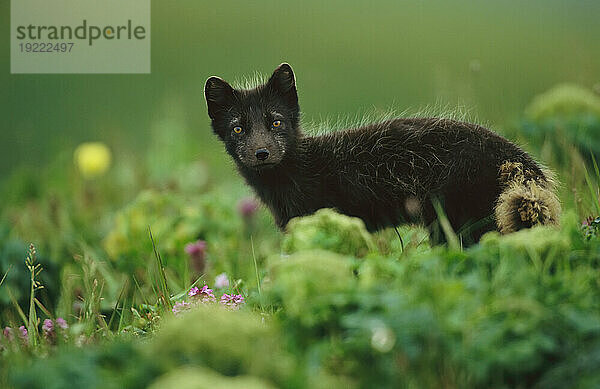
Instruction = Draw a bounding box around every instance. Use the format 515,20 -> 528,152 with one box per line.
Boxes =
220,293 -> 245,310
189,285 -> 216,303
74,142 -> 112,179
237,197 -> 259,219
214,273 -> 230,289
3,327 -> 13,341
200,285 -> 216,302
56,317 -> 68,330
188,286 -> 200,298
185,240 -> 206,257
18,326 -> 28,341
42,319 -> 54,338
172,301 -> 192,316
185,240 -> 207,274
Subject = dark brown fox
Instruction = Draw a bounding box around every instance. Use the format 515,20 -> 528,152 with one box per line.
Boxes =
204,63 -> 560,243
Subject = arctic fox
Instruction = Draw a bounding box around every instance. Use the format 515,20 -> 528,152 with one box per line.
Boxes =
204,63 -> 560,243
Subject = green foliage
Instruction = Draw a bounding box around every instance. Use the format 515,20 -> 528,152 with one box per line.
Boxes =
148,366 -> 277,389
3,203 -> 600,388
267,250 -> 357,329
103,189 -> 192,271
147,306 -> 291,384
526,84 -> 600,120
0,232 -> 59,323
583,216 -> 600,240
6,339 -> 148,389
274,218 -> 599,387
103,189 -> 242,272
282,209 -> 377,257
521,84 -> 600,163
4,83 -> 600,388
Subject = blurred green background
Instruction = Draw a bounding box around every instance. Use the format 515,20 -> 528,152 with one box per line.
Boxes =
1,0 -> 599,180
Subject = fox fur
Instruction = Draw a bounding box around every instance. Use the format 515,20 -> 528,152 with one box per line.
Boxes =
204,63 -> 561,243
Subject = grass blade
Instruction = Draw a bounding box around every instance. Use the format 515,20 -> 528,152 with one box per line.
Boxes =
251,235 -> 261,296
0,266 -> 10,288
7,288 -> 28,325
34,298 -> 53,318
432,199 -> 460,250
149,226 -> 172,311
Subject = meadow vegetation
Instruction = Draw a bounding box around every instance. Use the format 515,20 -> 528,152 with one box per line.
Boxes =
1,83 -> 600,388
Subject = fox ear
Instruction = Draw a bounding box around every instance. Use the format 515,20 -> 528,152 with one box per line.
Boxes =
267,63 -> 298,108
205,76 -> 235,120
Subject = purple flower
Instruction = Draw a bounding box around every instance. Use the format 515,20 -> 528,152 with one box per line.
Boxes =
214,273 -> 230,289
56,318 -> 68,330
42,319 -> 53,332
189,285 -> 215,301
220,294 -> 232,304
172,301 -> 191,316
185,240 -> 207,275
42,319 -> 54,338
189,285 -> 217,304
220,293 -> 245,310
237,197 -> 259,219
18,326 -> 28,342
185,240 -> 206,256
188,286 -> 200,298
3,327 -> 13,341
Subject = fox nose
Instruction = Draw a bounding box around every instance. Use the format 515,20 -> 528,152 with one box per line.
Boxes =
255,148 -> 270,161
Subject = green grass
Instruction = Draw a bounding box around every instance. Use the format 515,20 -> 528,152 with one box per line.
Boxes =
1,111 -> 600,386
2,81 -> 600,387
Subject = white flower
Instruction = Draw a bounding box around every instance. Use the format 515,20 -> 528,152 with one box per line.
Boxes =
214,273 -> 230,289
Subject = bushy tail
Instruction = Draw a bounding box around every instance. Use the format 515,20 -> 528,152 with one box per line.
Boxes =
495,162 -> 561,234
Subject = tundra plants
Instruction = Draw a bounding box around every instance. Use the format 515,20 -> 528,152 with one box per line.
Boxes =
2,210 -> 600,388
1,87 -> 600,387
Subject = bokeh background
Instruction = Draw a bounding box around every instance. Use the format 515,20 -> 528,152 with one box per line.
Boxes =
2,0 -> 599,180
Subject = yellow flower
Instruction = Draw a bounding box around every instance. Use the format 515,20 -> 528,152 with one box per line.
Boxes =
74,142 -> 112,178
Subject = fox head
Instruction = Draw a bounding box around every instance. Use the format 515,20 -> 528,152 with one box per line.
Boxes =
204,63 -> 301,170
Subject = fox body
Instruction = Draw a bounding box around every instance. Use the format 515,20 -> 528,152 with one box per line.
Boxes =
204,64 -> 560,243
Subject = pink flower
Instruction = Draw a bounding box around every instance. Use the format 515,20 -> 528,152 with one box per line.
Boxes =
42,319 -> 54,338
237,197 -> 259,218
188,286 -> 200,298
3,327 -> 13,341
214,273 -> 230,289
200,285 -> 213,295
2,326 -> 28,344
56,318 -> 68,330
220,293 -> 245,310
18,326 -> 28,340
185,240 -> 206,256
185,240 -> 207,274
172,301 -> 191,315
194,285 -> 216,303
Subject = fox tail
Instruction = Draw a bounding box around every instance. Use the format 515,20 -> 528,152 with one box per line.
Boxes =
495,161 -> 561,234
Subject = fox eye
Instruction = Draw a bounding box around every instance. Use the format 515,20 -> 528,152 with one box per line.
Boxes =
272,120 -> 281,128
233,126 -> 243,134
